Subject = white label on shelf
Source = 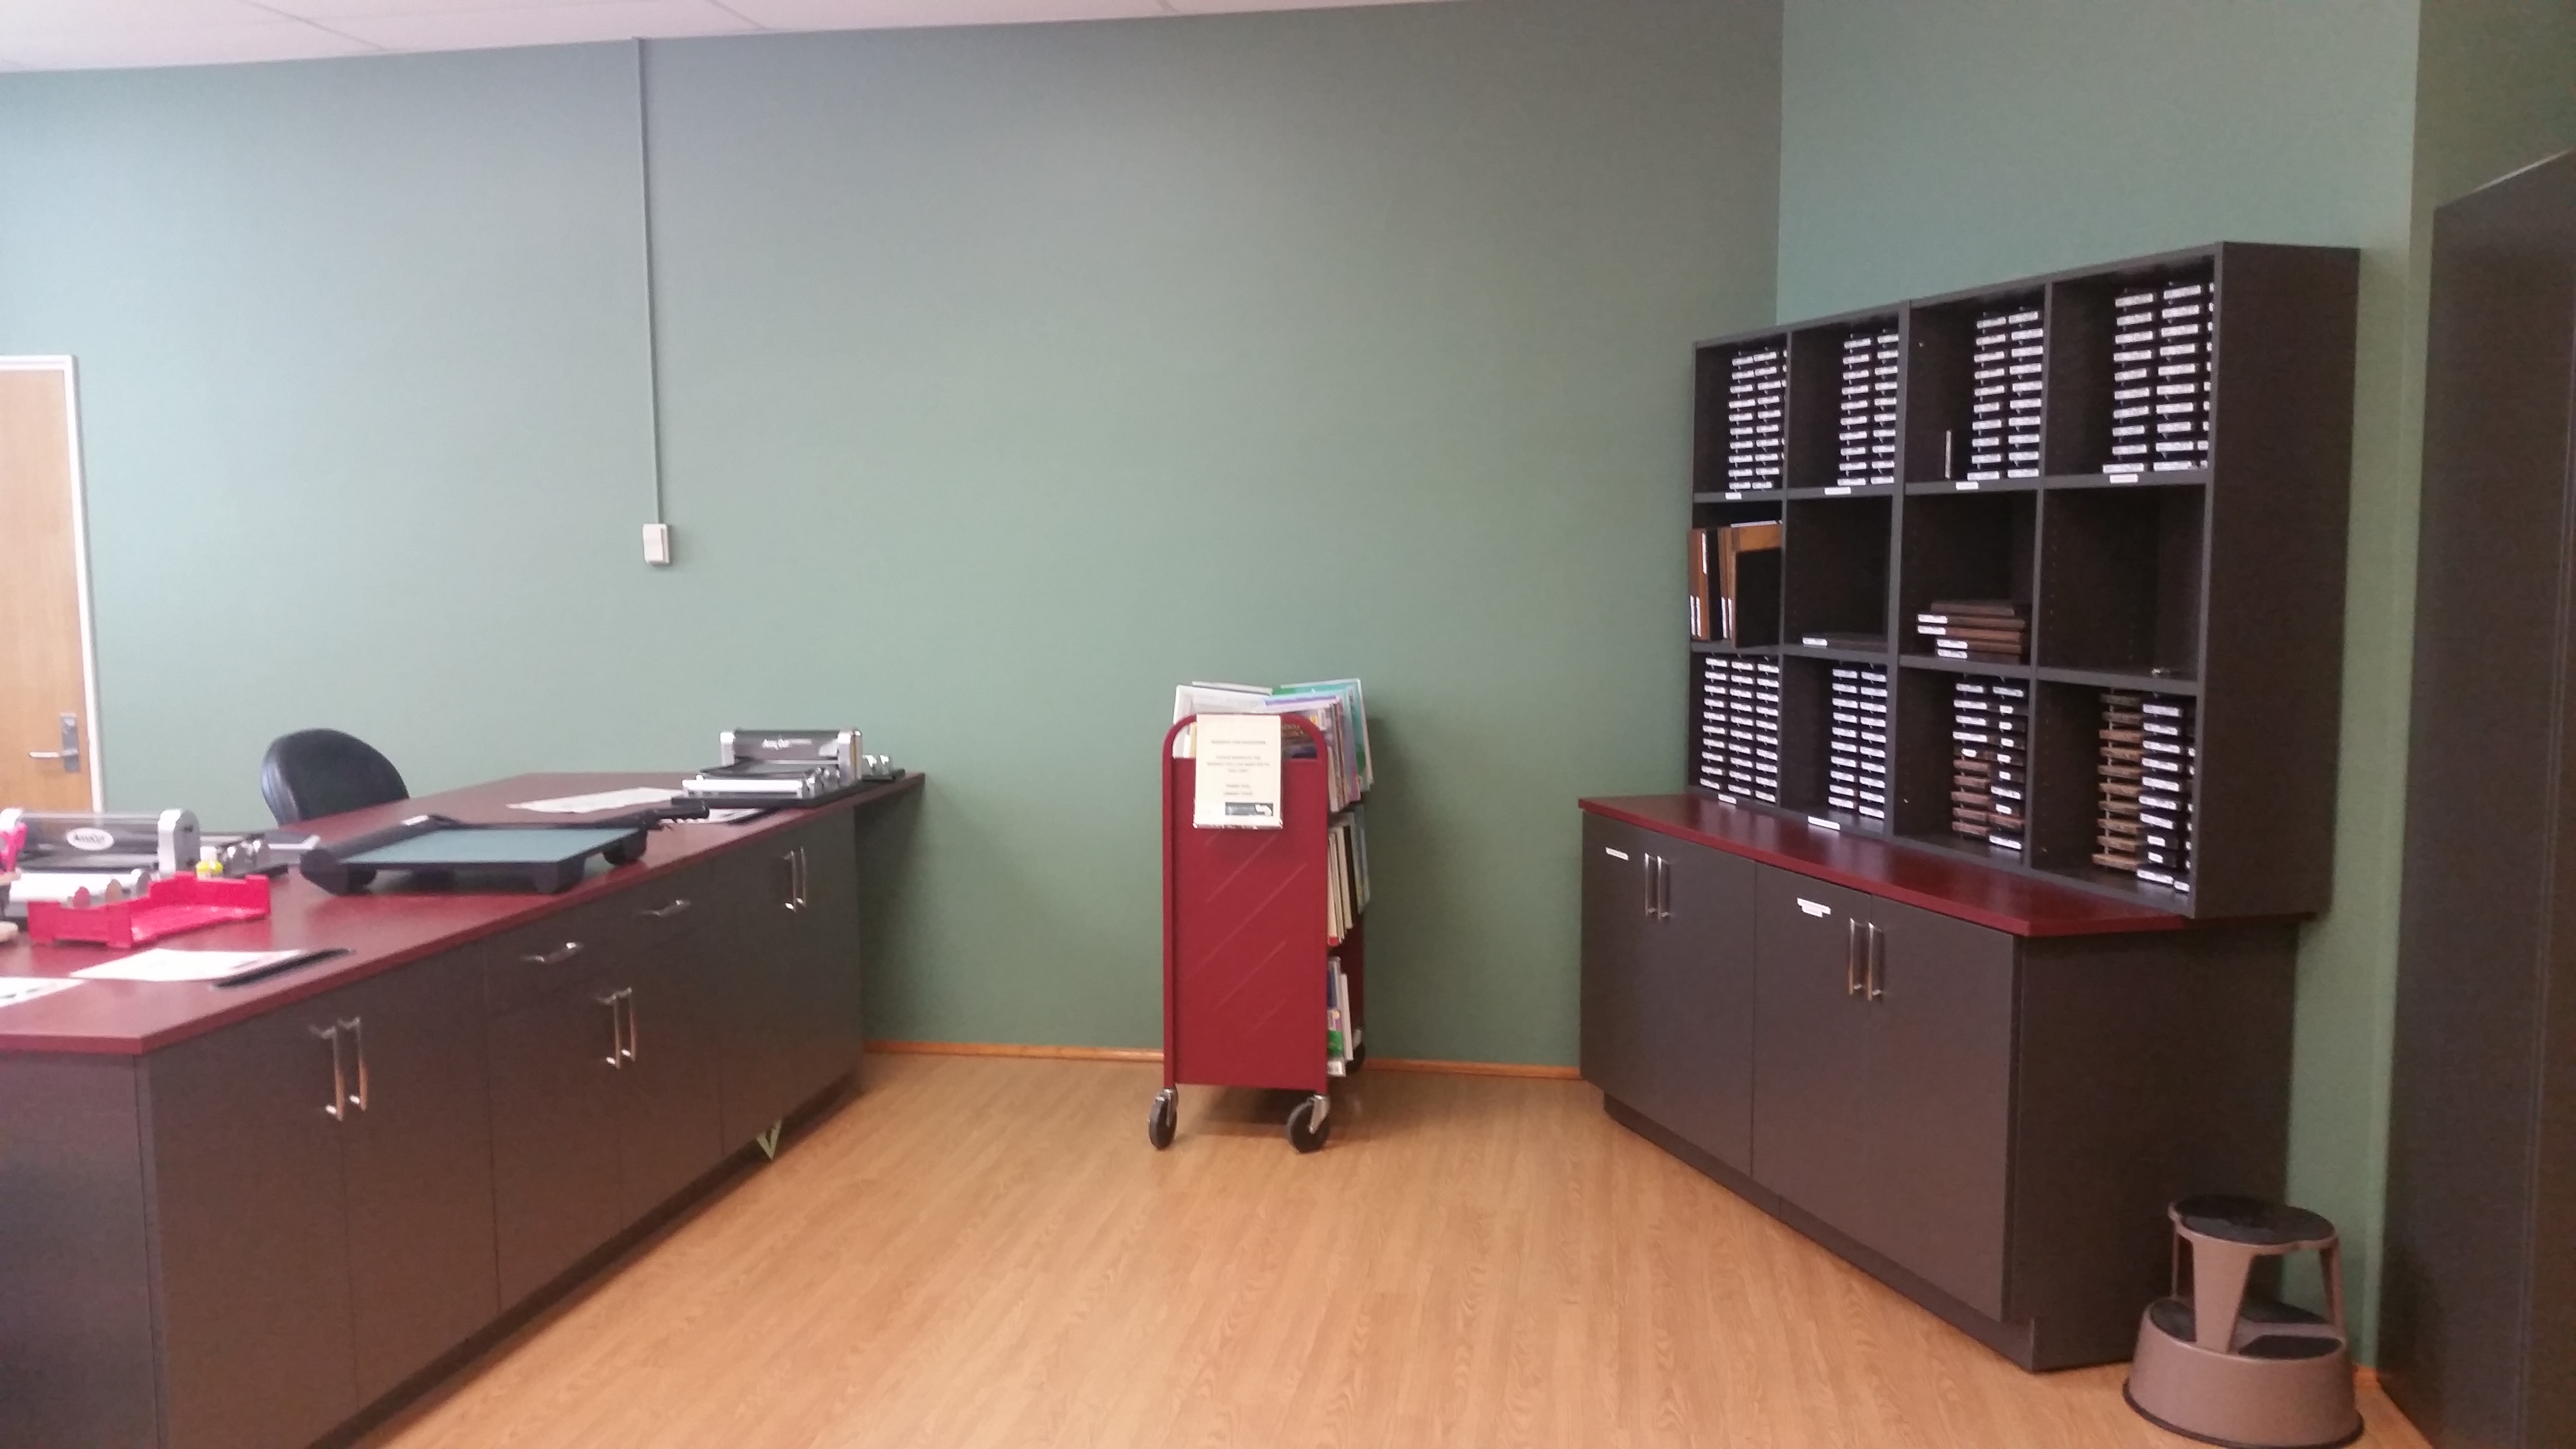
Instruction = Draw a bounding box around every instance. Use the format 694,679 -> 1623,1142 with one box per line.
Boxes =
2108,471 -> 2140,484
1827,485 -> 1853,495
1715,793 -> 1739,806
1724,491 -> 1744,501
1955,480 -> 1981,490
1603,847 -> 1630,860
1807,816 -> 1842,832
1796,898 -> 1833,918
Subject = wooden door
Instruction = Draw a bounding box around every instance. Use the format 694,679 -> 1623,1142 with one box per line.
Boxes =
0,361 -> 94,810
1853,897 -> 2017,1319
1646,838 -> 1757,1172
144,998 -> 359,1449
1749,868 -> 1876,1242
615,920 -> 727,1222
487,967 -> 628,1305
337,954 -> 500,1402
1577,813 -> 1656,1108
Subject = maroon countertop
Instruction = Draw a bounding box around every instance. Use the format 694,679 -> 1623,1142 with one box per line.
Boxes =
1582,794 -> 2188,938
0,772 -> 922,1057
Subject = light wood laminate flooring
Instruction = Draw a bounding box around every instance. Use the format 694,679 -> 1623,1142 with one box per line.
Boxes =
371,1054 -> 2426,1449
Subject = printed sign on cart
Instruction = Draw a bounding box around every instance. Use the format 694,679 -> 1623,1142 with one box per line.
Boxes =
1192,713 -> 1284,829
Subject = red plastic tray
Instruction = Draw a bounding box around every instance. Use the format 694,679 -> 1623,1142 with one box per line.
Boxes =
24,874 -> 273,949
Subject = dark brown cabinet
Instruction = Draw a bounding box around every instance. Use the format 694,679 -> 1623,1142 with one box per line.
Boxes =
1578,813 -> 1755,1174
145,994 -> 361,1449
338,954 -> 501,1402
488,894 -> 728,1305
0,773 -> 915,1449
1749,870 -> 2012,1318
142,948 -> 499,1449
1581,799 -> 2302,1369
718,814 -> 864,1148
2383,146 -> 2576,1449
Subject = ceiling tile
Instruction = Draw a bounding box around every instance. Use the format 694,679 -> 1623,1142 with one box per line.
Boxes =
0,17 -> 375,66
319,0 -> 754,50
720,0 -> 1164,32
0,0 -> 281,35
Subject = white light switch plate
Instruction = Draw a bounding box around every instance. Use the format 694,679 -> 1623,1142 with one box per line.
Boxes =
642,522 -> 673,566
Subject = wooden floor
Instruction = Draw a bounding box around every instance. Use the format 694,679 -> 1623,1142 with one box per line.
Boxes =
371,1054 -> 2428,1449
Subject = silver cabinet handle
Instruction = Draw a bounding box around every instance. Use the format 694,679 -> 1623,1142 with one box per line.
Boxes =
622,991 -> 640,1064
1642,853 -> 1656,919
1866,922 -> 1886,1002
523,941 -> 584,967
797,846 -> 811,909
1846,918 -> 1864,997
343,1017 -> 369,1112
783,846 -> 811,911
314,1023 -> 346,1121
595,989 -> 628,1067
640,897 -> 692,919
1658,855 -> 1672,921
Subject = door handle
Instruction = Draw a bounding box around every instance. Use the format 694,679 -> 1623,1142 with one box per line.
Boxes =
640,897 -> 692,919
342,1017 -> 369,1112
1642,854 -> 1656,919
1657,855 -> 1672,921
25,713 -> 80,773
1866,922 -> 1886,1002
782,849 -> 805,912
314,1023 -> 346,1122
622,990 -> 640,1064
522,941 -> 584,967
1846,918 -> 1864,997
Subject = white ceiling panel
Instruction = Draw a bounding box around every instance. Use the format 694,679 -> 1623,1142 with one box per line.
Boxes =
0,0 -> 1457,71
0,0 -> 279,34
0,16 -> 371,66
321,0 -> 752,50
718,0 -> 1164,31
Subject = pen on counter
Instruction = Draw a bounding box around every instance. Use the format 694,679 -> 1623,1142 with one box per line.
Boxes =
216,948 -> 351,988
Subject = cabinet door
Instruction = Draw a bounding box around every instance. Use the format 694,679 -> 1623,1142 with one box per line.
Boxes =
487,965 -> 627,1305
1578,813 -> 1656,1107
1859,897 -> 2016,1319
616,918 -> 727,1222
339,952 -> 500,1402
1646,838 -> 1757,1172
717,818 -> 863,1147
145,1000 -> 357,1449
1749,869 -> 1876,1243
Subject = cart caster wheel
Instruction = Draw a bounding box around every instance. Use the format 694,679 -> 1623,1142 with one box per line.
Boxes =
1147,1089 -> 1177,1150
1286,1094 -> 1330,1153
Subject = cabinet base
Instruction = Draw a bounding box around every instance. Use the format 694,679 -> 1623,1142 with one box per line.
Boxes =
1602,1094 -> 2110,1373
316,1071 -> 859,1449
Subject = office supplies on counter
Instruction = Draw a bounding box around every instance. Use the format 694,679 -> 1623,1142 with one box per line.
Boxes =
301,814 -> 648,895
0,808 -> 199,877
681,728 -> 897,807
74,946 -> 347,984
202,830 -> 320,878
24,874 -> 273,948
509,786 -> 682,814
5,869 -> 149,921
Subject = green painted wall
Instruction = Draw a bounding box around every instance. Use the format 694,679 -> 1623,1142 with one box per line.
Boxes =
1778,0 -> 2576,1362
0,0 -> 1783,1065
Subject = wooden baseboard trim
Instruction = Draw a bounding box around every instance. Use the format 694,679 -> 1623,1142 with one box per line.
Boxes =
1368,1057 -> 1583,1080
864,1041 -> 1580,1080
866,1040 -> 1163,1064
2353,1365 -> 2379,1390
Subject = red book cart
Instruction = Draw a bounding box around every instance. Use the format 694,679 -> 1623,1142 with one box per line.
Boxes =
1150,713 -> 1366,1152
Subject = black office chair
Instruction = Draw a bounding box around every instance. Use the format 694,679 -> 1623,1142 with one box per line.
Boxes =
260,728 -> 410,825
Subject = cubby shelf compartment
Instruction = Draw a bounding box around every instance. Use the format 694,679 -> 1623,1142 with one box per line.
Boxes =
1680,242 -> 2359,918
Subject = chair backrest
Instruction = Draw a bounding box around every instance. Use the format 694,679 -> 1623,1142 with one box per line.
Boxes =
260,728 -> 409,825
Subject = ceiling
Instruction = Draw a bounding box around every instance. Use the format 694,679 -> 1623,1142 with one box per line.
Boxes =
0,0 -> 1448,73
